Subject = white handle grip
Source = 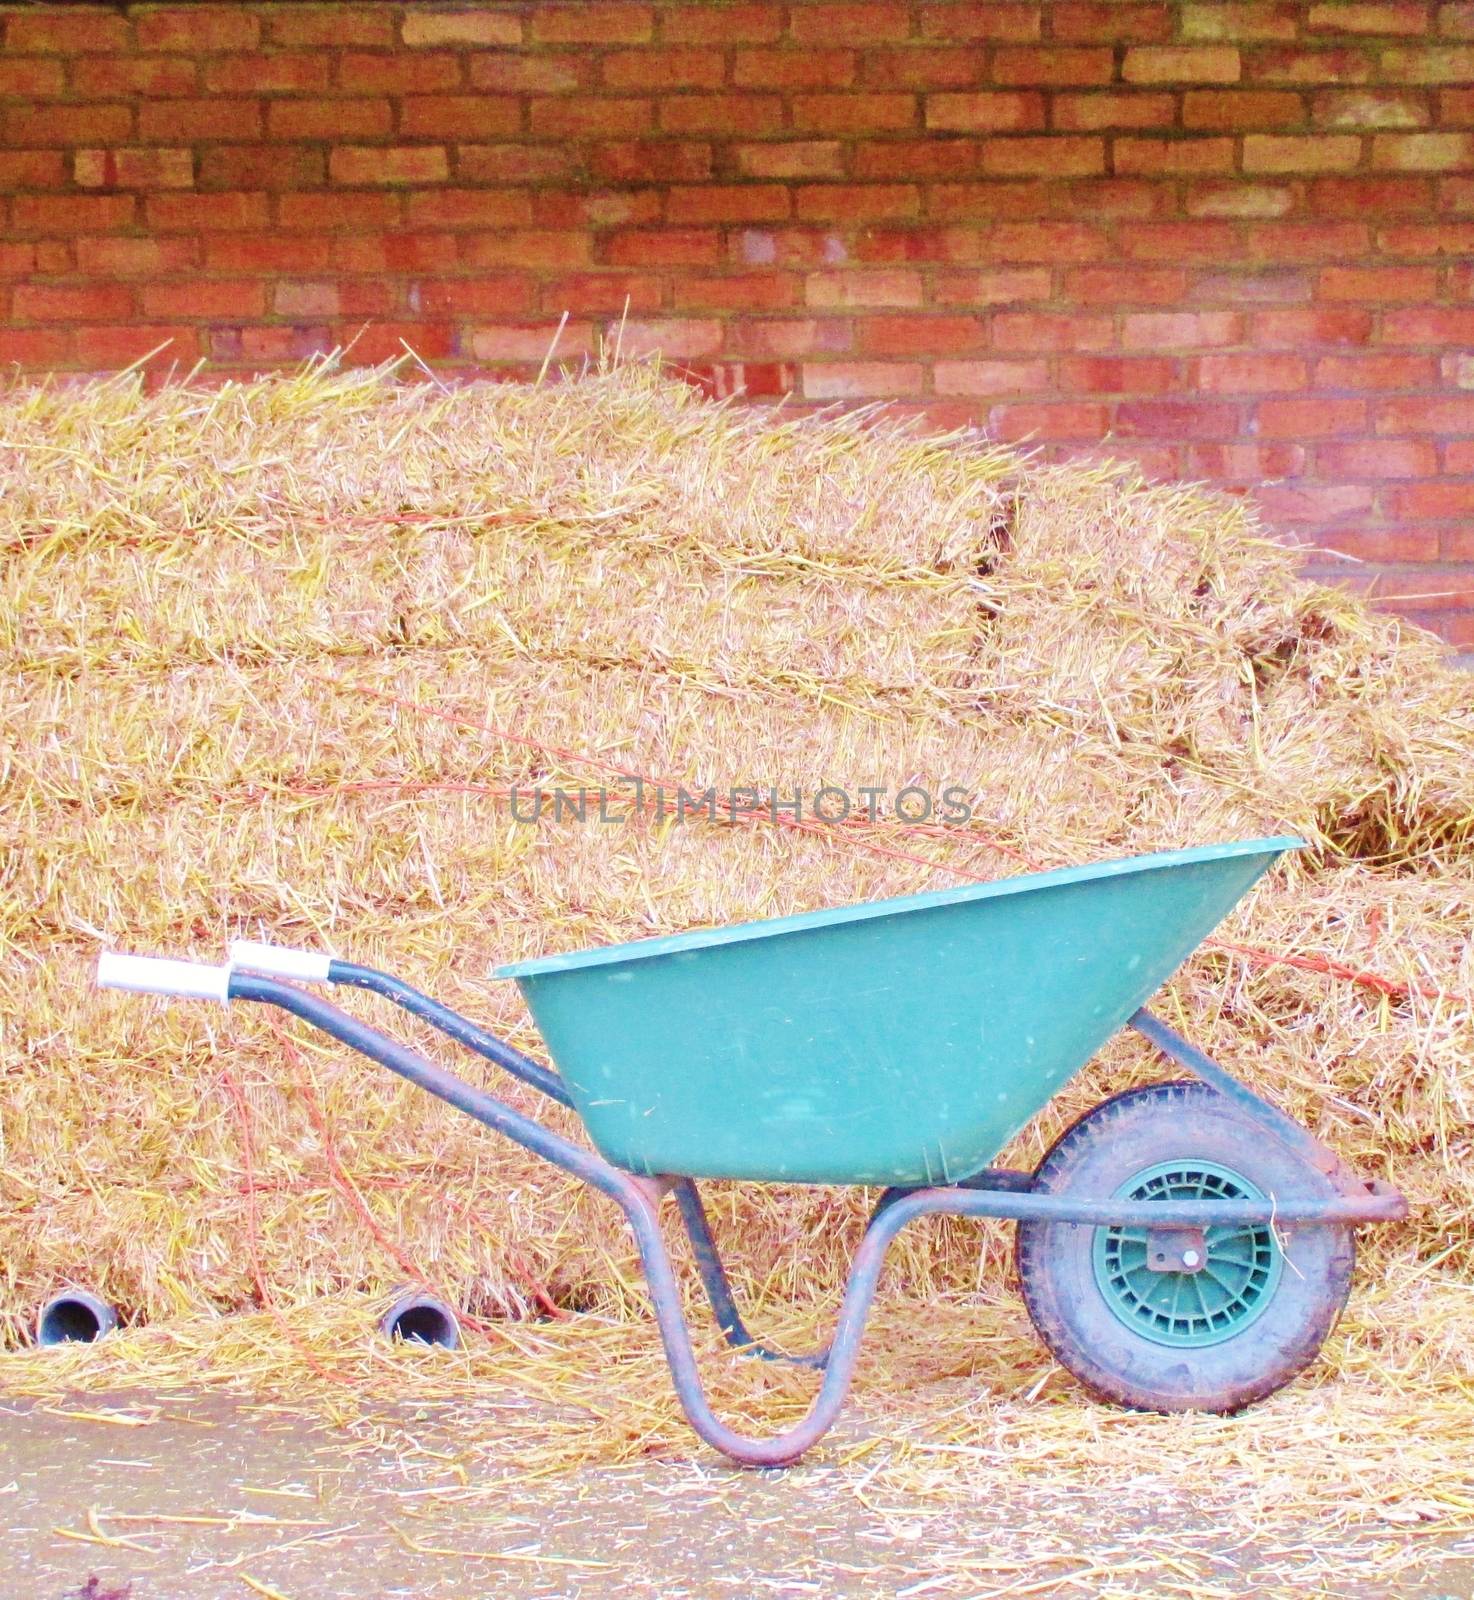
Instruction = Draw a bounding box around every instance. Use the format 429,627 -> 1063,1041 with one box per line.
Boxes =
97,951 -> 232,1003
228,940 -> 332,982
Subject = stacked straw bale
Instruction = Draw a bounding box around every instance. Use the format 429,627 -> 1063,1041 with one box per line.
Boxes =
1,360 -> 1469,1353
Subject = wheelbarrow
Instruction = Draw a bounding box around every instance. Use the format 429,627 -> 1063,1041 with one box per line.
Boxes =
96,837 -> 1405,1467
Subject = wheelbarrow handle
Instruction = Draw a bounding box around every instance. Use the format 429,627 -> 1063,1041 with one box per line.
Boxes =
228,939 -> 333,982
97,951 -> 232,1003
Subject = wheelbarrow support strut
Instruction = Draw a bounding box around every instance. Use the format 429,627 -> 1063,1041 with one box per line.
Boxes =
97,951 -> 1406,1470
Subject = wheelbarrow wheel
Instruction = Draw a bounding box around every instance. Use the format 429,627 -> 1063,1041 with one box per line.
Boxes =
1015,1080 -> 1355,1414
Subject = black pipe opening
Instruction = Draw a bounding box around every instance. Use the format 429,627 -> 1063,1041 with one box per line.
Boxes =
37,1292 -> 117,1346
380,1293 -> 459,1349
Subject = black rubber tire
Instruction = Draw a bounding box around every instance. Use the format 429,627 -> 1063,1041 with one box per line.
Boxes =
1015,1081 -> 1355,1414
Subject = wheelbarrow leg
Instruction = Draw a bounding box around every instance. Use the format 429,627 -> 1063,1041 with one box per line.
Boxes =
670,1180 -> 829,1371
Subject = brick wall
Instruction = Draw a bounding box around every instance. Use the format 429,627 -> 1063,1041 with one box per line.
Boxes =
2,2 -> 1472,647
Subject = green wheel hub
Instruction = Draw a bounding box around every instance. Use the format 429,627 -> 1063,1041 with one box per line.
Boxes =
1092,1159 -> 1283,1349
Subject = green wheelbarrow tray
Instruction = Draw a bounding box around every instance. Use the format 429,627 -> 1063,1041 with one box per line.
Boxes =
98,837 -> 1407,1469
494,837 -> 1305,1185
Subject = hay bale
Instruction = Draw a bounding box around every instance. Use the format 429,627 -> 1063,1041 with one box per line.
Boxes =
1,360 -> 1469,1358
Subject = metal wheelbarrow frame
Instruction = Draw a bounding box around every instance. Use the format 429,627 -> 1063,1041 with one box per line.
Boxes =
97,934 -> 1404,1469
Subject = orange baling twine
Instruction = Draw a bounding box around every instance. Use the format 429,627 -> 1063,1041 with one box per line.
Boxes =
305,672 -> 1448,1008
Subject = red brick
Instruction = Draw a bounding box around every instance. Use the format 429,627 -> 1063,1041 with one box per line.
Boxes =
990,401 -> 1110,439
332,322 -> 455,363
1124,45 -> 1241,83
204,232 -> 333,271
269,8 -> 397,46
1058,3 -> 1172,41
202,144 -> 325,191
1313,89 -> 1432,129
730,317 -> 852,357
530,4 -> 653,44
1376,394 -> 1474,431
1194,352 -> 1307,392
1321,527 -> 1442,561
604,228 -> 721,266
470,321 -> 598,361
853,139 -> 976,179
332,230 -> 456,271
227,324 -> 330,362
413,277 -> 536,316
672,272 -> 799,311
592,141 -> 713,182
732,227 -> 848,267
925,92 -> 1045,132
532,189 -> 662,228
1380,46 -> 1474,80
1253,307 -> 1373,343
993,311 -> 1114,351
268,99 -> 392,140
668,184 -> 790,223
737,141 -> 847,179
405,188 -> 532,227
1448,439 -> 1474,472
1122,310 -> 1243,347
328,146 -> 448,186
618,317 -> 724,357
70,55 -> 201,96
74,235 -> 199,276
401,95 -> 520,138
1374,131 -> 1474,168
1444,4 -> 1474,38
994,47 -> 1114,85
471,53 -> 591,93
806,269 -> 924,308
990,221 -> 1109,261
1245,47 -> 1375,85
0,327 -> 73,365
1183,89 -> 1305,129
11,194 -> 135,235
263,280 -> 391,317
1381,307 -> 1474,340
932,266 -> 1051,303
207,52 -> 333,94
136,8 -> 261,49
981,135 -> 1104,176
1384,474 -> 1474,509
1257,483 -> 1379,522
1315,352 -> 1437,387
659,95 -> 784,135
84,324 -> 203,365
792,93 -> 917,134
277,192 -> 402,230
1067,267 -> 1187,305
1382,221 -> 1474,251
138,280 -> 267,319
1259,397 -> 1367,436
0,151 -> 66,189
1444,87 -> 1474,119
1115,400 -> 1241,438
734,48 -> 855,89
802,361 -> 925,398
792,3 -> 911,41
1318,265 -> 1438,299
1189,442 -> 1307,478
663,4 -> 784,43
862,46 -> 986,90
1309,174 -> 1434,212
1061,355 -> 1176,392
541,272 -> 664,313
1181,4 -> 1301,42
531,96 -> 652,137
1115,137 -> 1236,175
1053,92 -> 1175,130
138,99 -> 263,142
607,46 -> 726,89
6,101 -> 134,146
850,224 -> 983,262
14,283 -> 133,323
1243,134 -> 1361,172
7,11 -> 129,50
1121,221 -> 1237,261
401,11 -> 522,46
1308,2 -> 1430,31
1245,221 -> 1372,259
934,357 -> 1050,393
1186,182 -> 1294,218
75,147 -> 193,189
917,3 -> 1041,41
794,183 -> 920,221
857,314 -> 985,355
1318,435 -> 1433,470
460,144 -> 579,184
